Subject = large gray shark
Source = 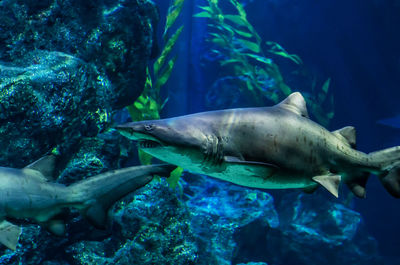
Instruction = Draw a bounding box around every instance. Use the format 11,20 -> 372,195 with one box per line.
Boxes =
0,156 -> 173,250
116,92 -> 400,199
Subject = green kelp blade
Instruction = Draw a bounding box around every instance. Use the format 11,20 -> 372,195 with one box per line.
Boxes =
243,53 -> 272,64
266,41 -> 303,65
167,166 -> 184,189
230,0 -> 247,18
210,37 -> 228,47
198,5 -> 213,13
220,59 -> 244,66
193,11 -> 212,18
237,38 -> 260,53
164,0 -> 185,38
322,78 -> 331,93
224,14 -> 249,27
138,148 -> 153,165
233,28 -> 253,38
127,104 -> 143,121
154,55 -> 178,90
155,26 -> 183,77
128,94 -> 160,121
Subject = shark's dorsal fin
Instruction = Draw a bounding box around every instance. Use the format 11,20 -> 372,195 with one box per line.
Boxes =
276,92 -> 309,118
312,174 -> 341,198
332,126 -> 356,148
24,155 -> 56,181
0,220 -> 21,251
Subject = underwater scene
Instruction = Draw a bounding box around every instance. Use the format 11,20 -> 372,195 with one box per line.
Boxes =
0,0 -> 399,264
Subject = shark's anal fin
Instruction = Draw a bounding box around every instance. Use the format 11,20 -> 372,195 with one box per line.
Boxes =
312,174 -> 341,198
0,220 -> 22,251
224,156 -> 279,177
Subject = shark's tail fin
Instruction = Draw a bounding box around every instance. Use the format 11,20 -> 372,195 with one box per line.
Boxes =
368,146 -> 400,198
67,164 -> 175,228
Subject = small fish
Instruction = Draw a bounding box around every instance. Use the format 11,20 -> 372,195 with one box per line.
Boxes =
117,92 -> 400,199
0,156 -> 174,250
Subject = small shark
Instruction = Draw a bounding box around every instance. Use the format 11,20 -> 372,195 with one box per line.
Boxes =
0,156 -> 173,250
117,92 -> 400,199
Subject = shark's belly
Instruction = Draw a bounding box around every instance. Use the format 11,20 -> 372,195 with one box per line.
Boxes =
188,162 -> 316,189
209,172 -> 314,189
0,178 -> 68,221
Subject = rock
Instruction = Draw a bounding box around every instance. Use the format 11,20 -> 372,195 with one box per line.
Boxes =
0,0 -> 158,168
0,0 -> 158,108
181,173 -> 279,265
67,179 -> 199,265
0,0 -> 161,263
265,192 -> 383,265
0,50 -> 113,167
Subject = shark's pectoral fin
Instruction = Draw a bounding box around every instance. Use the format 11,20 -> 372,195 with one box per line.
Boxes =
312,174 -> 341,198
83,202 -> 108,229
0,220 -> 22,251
224,156 -> 279,177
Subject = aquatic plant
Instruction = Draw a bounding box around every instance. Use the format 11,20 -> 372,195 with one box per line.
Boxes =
127,0 -> 185,165
194,0 -> 334,126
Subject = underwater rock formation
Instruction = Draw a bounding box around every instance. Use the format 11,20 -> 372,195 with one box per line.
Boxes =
181,174 -> 279,265
67,179 -> 198,265
265,192 -> 382,265
0,0 -> 158,168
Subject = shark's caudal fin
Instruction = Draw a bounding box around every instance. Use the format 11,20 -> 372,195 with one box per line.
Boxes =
67,164 -> 175,228
368,146 -> 400,198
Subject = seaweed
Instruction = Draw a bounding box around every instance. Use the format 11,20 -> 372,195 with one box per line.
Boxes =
195,0 -> 334,126
127,0 -> 185,165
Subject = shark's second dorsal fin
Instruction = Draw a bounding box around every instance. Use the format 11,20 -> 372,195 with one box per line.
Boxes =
332,126 -> 356,148
276,92 -> 309,118
24,155 -> 56,181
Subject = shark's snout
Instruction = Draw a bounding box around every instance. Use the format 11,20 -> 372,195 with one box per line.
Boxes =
115,122 -> 165,149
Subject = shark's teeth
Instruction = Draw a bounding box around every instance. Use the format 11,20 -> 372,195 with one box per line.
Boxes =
139,140 -> 161,149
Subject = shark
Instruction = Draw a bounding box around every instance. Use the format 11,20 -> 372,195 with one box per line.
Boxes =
116,92 -> 400,199
0,156 -> 174,250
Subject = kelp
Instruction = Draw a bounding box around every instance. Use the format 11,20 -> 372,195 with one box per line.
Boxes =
195,0 -> 334,126
127,0 -> 185,177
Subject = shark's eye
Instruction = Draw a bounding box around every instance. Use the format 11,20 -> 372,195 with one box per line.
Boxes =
144,124 -> 155,131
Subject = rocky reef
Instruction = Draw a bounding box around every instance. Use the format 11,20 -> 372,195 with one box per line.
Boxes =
0,0 -> 158,168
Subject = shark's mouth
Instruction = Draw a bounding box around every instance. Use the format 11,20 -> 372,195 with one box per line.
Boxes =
138,140 -> 162,149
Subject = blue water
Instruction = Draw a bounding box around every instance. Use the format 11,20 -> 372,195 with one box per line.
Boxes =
157,0 -> 400,263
